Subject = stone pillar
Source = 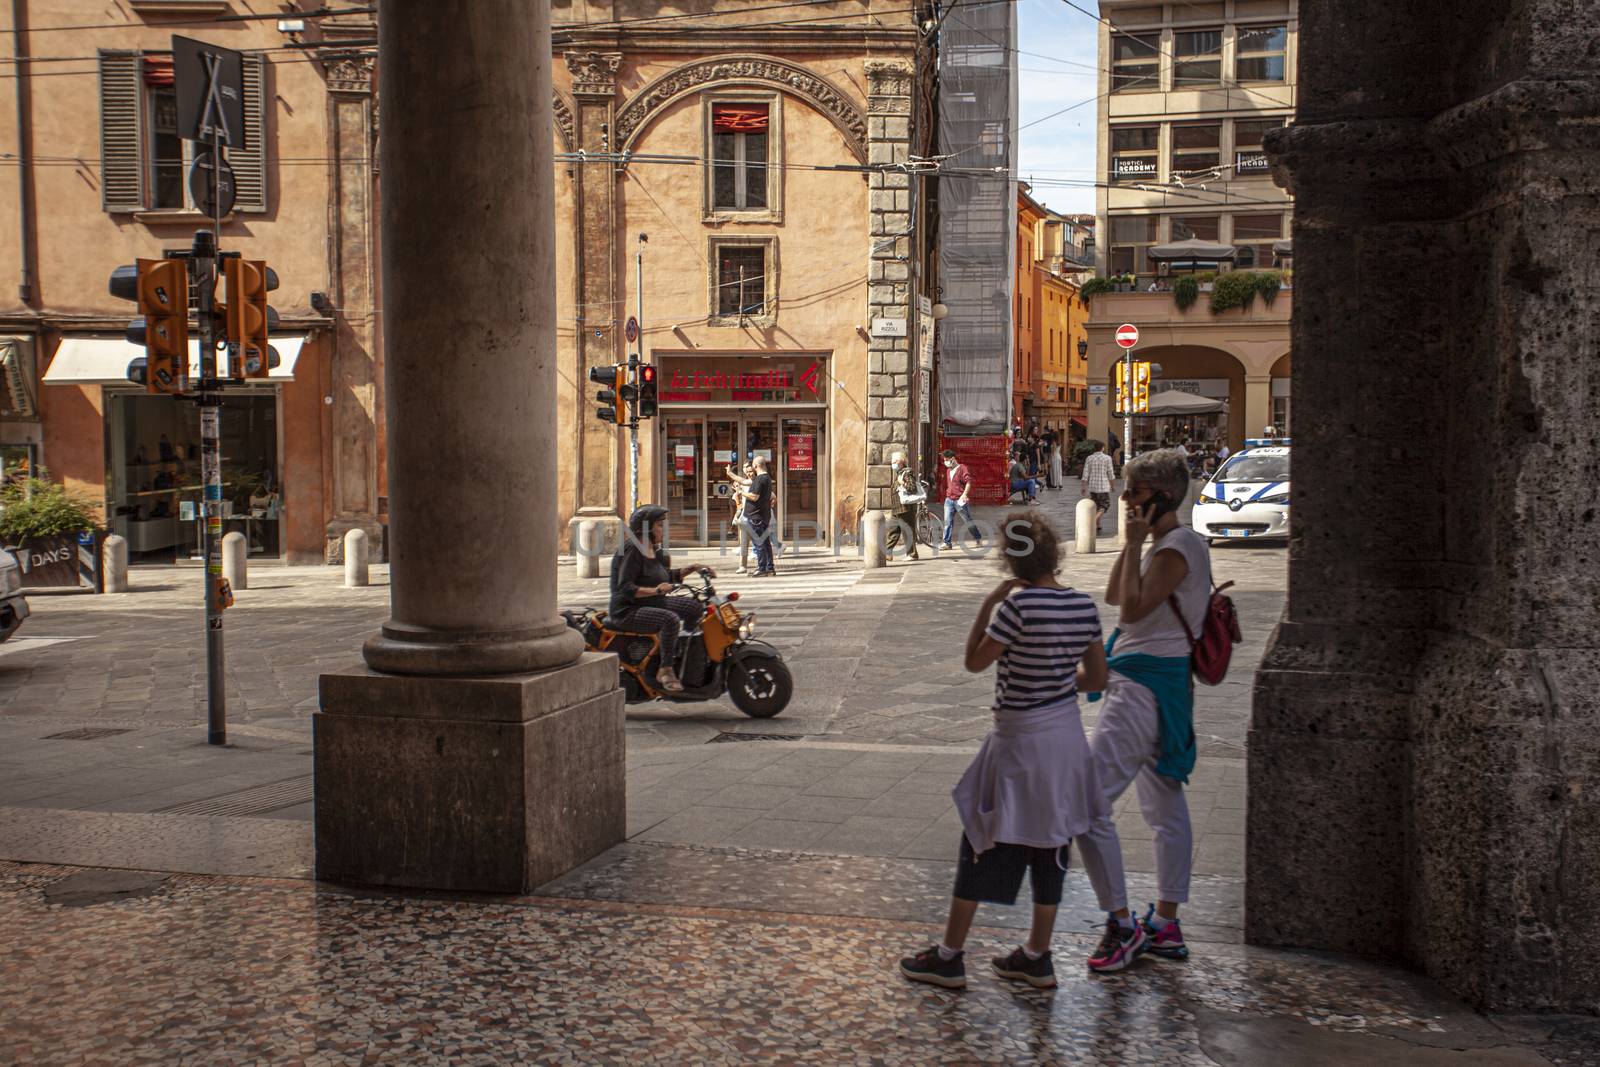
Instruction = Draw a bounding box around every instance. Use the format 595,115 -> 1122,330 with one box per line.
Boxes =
1248,0 -> 1600,1013
101,534 -> 128,593
863,510 -> 887,568
221,532 -> 247,591
319,42 -> 385,563
564,50 -> 626,553
863,60 -> 915,512
315,0 -> 624,895
1074,497 -> 1097,555
1243,376 -> 1271,439
342,529 -> 368,587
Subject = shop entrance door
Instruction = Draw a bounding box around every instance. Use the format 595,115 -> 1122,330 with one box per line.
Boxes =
669,412 -> 825,547
780,415 -> 821,543
663,417 -> 705,546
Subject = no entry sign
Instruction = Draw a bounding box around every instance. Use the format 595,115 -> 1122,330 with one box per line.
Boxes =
1116,323 -> 1140,349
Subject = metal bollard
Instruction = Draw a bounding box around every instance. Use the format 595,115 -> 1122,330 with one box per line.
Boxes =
343,528 -> 369,588
863,509 -> 887,568
102,533 -> 129,593
221,531 -> 248,591
574,520 -> 599,579
1075,497 -> 1099,555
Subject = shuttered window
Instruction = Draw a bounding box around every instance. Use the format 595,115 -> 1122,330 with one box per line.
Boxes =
97,49 -> 268,214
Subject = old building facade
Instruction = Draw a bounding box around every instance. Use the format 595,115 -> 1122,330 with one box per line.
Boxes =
0,3 -> 382,564
1085,0 -> 1296,452
552,1 -> 933,549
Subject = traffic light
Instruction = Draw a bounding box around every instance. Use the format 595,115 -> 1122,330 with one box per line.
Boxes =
1133,361 -> 1151,413
1113,360 -> 1151,414
110,259 -> 190,394
589,364 -> 624,424
223,258 -> 280,379
637,363 -> 658,419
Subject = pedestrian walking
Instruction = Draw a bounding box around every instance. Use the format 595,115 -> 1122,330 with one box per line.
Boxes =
1074,449 -> 1212,973
940,449 -> 979,549
1048,431 -> 1065,490
740,455 -> 778,577
1080,440 -> 1115,531
886,451 -> 922,560
608,506 -> 716,693
726,460 -> 755,573
900,513 -> 1109,991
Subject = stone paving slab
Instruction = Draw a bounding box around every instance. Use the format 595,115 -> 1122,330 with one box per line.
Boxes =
1,860 -> 1583,1066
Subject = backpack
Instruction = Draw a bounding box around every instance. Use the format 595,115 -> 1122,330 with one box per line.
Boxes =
1168,581 -> 1241,685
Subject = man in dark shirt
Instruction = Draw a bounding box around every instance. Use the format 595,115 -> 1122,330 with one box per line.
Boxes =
742,455 -> 778,577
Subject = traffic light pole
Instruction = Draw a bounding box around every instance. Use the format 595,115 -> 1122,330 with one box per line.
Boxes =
1122,346 -> 1132,468
630,239 -> 644,516
189,228 -> 227,746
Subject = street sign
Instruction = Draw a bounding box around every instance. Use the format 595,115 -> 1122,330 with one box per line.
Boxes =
1115,323 -> 1140,349
173,36 -> 245,148
624,316 -> 639,344
871,317 -> 908,337
189,148 -> 236,217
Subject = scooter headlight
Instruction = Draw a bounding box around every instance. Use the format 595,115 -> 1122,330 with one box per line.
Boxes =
739,614 -> 755,639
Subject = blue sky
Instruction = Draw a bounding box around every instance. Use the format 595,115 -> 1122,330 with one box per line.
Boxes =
1014,0 -> 1100,215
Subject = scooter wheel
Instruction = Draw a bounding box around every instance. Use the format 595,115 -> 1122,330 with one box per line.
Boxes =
728,654 -> 793,718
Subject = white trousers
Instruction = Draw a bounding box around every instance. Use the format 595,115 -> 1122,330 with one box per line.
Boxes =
1075,674 -> 1193,911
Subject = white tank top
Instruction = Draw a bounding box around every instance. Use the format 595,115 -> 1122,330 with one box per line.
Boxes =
1113,526 -> 1212,659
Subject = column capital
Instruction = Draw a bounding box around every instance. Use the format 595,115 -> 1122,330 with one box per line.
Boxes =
864,59 -> 913,116
320,53 -> 376,95
565,51 -> 623,98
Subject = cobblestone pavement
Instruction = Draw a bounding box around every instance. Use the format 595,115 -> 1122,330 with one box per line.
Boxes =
2,859 -> 1589,1066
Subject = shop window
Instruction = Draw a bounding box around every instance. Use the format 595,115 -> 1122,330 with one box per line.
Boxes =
709,238 -> 776,325
1109,215 -> 1158,277
1170,124 -> 1221,179
1232,212 -> 1284,271
1111,33 -> 1160,92
1110,125 -> 1159,183
706,96 -> 780,221
1171,215 -> 1221,243
97,50 -> 268,215
1233,117 -> 1284,176
1173,28 -> 1223,88
1235,24 -> 1288,82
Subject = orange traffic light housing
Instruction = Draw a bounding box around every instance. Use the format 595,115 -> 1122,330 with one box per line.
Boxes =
224,258 -> 271,378
137,258 -> 190,395
589,364 -> 625,424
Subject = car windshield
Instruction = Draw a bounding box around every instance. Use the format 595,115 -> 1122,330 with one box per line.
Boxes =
1216,454 -> 1289,483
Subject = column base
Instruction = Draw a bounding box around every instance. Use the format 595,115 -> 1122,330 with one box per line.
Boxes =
314,651 -> 624,893
362,617 -> 584,676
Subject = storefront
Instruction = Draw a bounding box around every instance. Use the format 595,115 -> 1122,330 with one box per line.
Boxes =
1135,377 -> 1231,451
654,353 -> 830,548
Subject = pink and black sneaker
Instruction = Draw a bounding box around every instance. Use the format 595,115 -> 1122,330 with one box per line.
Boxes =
1140,904 -> 1190,961
1086,917 -> 1147,973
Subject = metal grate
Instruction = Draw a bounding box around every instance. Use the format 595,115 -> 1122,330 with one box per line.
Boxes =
709,733 -> 804,743
155,774 -> 312,817
43,727 -> 134,741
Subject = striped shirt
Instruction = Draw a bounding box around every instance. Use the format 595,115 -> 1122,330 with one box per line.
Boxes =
985,587 -> 1103,712
1082,452 -> 1115,493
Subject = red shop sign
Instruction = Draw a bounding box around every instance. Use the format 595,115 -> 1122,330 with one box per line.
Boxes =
788,434 -> 814,471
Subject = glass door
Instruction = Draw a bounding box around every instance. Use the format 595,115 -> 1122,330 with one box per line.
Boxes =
708,418 -> 741,547
663,417 -> 705,546
781,415 -> 822,543
743,417 -> 779,535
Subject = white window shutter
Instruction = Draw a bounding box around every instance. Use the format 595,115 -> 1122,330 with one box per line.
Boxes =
230,54 -> 268,213
98,51 -> 144,213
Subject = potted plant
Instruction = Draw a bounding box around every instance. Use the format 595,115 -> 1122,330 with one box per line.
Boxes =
0,475 -> 104,589
1173,275 -> 1200,311
1079,276 -> 1116,302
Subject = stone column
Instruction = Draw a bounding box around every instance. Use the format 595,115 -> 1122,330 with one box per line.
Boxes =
863,60 -> 915,512
1242,375 -> 1271,437
564,51 -> 626,553
315,0 -> 624,895
1248,0 -> 1600,1013
319,44 -> 385,563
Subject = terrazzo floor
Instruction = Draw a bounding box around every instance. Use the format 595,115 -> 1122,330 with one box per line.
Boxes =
4,860 -> 1590,1066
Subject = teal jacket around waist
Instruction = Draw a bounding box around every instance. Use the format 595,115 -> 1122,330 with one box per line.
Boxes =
1086,629 -> 1196,784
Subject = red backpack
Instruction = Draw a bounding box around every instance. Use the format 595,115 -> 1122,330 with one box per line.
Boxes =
1169,581 -> 1241,685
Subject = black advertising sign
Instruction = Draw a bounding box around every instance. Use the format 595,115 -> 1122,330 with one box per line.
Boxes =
172,36 -> 246,148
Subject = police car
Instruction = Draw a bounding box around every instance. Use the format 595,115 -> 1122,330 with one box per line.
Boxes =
1191,441 -> 1290,543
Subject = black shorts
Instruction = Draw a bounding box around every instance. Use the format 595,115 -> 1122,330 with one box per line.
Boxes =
951,835 -> 1069,906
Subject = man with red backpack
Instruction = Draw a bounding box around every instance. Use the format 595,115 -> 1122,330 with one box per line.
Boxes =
1074,449 -> 1233,975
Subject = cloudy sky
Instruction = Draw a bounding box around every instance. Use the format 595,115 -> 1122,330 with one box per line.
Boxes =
1013,0 -> 1101,215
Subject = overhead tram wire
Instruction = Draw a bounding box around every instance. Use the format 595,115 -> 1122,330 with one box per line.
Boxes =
7,6 -> 375,35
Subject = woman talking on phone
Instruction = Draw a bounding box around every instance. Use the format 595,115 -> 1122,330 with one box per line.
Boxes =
1074,449 -> 1213,975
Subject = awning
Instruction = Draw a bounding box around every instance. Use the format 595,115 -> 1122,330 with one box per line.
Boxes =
1147,389 -> 1228,416
1148,238 -> 1237,261
1273,238 -> 1293,255
1070,415 -> 1087,428
43,335 -> 305,386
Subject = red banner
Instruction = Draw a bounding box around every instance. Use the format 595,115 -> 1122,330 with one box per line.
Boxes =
788,434 -> 814,471
713,104 -> 769,132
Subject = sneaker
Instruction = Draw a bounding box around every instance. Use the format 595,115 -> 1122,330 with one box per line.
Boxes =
900,946 -> 966,989
992,946 -> 1056,989
1140,905 -> 1190,961
1086,917 -> 1147,974
940,542 -> 954,551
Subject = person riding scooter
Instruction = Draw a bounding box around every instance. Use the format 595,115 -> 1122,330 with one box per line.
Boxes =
608,505 -> 714,693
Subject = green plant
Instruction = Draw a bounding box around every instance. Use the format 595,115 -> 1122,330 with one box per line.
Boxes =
1254,270 -> 1284,307
1193,270 -> 1218,283
1173,275 -> 1199,311
1210,270 -> 1263,313
1080,276 -> 1116,301
0,475 -> 103,542
1069,439 -> 1103,475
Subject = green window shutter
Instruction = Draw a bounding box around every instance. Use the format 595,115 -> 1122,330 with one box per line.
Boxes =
230,54 -> 268,213
98,51 -> 144,213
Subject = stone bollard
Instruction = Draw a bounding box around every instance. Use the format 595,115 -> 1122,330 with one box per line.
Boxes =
574,520 -> 599,579
863,509 -> 887,568
221,531 -> 248,591
1075,497 -> 1099,555
102,533 -> 129,593
1117,486 -> 1129,544
343,528 -> 369,588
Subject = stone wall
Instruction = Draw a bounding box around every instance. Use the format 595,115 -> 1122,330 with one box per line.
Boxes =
1249,0 -> 1600,1014
863,60 -> 915,513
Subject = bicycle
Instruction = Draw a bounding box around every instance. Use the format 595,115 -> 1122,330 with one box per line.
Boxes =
913,477 -> 940,546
